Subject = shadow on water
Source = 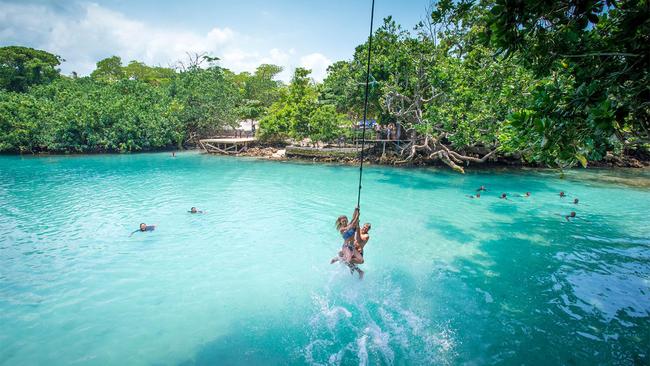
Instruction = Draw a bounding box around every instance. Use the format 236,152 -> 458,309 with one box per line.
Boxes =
439,208 -> 650,365
175,322 -> 305,366
177,268 -> 457,366
371,167 -> 559,195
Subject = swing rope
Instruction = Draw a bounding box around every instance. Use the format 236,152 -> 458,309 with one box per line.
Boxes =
357,0 -> 376,208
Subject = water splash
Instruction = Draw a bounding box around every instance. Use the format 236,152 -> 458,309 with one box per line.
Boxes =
302,270 -> 457,365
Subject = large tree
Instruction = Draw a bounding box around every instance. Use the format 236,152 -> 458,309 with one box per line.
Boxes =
0,46 -> 62,92
484,0 -> 650,167
259,68 -> 347,142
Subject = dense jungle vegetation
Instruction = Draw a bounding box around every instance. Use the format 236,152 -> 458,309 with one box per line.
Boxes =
1,0 -> 647,170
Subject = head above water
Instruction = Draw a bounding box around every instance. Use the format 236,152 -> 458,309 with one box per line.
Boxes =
190,207 -> 197,213
560,191 -> 566,197
501,193 -> 507,199
525,192 -> 531,197
574,198 -> 579,204
336,215 -> 348,230
476,193 -> 481,198
569,211 -> 576,217
139,223 -> 147,231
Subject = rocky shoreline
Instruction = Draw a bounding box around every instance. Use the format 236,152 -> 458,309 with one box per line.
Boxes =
237,145 -> 649,169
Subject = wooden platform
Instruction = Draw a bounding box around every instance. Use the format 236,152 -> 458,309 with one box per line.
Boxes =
199,137 -> 256,155
285,145 -> 373,159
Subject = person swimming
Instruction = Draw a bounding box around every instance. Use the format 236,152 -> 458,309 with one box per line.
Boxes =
188,207 -> 204,213
565,211 -> 576,221
500,193 -> 508,199
130,223 -> 155,236
573,198 -> 579,204
477,185 -> 487,192
514,192 -> 530,198
467,193 -> 481,198
560,191 -> 566,198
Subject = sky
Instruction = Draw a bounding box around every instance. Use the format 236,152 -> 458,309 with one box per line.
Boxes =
0,0 -> 431,82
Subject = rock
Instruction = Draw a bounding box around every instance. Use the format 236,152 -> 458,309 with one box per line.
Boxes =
271,149 -> 286,159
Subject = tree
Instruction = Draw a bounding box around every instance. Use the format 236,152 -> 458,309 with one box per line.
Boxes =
123,61 -> 176,85
259,68 -> 347,142
170,65 -> 240,143
237,64 -> 283,120
483,0 -> 650,167
0,46 -> 62,92
91,56 -> 125,83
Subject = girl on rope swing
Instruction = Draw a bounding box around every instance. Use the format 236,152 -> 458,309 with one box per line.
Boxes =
330,207 -> 368,279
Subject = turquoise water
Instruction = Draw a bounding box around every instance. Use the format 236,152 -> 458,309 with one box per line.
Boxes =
1,152 -> 649,365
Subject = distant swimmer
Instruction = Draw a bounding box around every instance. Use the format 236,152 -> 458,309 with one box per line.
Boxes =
573,198 -> 579,204
130,223 -> 156,236
514,192 -> 530,198
467,193 -> 481,198
500,193 -> 508,199
560,191 -> 566,198
188,207 -> 204,213
477,185 -> 487,192
172,152 -> 176,157
565,211 -> 576,221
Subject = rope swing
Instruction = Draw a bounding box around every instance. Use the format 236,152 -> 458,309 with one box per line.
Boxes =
357,0 -> 376,208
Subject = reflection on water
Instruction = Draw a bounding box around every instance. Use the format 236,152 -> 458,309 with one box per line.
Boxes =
0,153 -> 649,365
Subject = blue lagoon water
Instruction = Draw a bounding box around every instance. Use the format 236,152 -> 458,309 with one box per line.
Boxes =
1,152 -> 649,365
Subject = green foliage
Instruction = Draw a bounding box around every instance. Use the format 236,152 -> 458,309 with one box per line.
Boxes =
259,68 -> 347,142
484,0 -> 650,166
233,64 -> 283,120
90,56 -> 125,83
0,77 -> 183,153
0,55 -> 238,153
169,65 -> 240,141
2,0 -> 647,168
91,56 -> 176,85
0,46 -> 62,92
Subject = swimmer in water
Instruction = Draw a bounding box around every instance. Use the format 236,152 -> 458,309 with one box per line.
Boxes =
560,191 -> 566,198
188,207 -> 204,213
565,211 -> 576,221
573,198 -> 579,204
500,193 -> 508,199
130,223 -> 156,236
466,193 -> 481,198
477,185 -> 487,192
514,192 -> 530,198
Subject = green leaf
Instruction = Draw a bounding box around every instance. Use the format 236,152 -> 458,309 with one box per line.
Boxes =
575,154 -> 587,168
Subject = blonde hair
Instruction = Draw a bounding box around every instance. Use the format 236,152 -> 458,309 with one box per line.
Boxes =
335,215 -> 348,230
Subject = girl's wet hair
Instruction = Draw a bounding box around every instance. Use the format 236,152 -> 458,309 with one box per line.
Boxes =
335,215 -> 348,230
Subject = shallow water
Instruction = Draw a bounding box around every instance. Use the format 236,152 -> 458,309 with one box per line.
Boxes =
1,152 -> 649,365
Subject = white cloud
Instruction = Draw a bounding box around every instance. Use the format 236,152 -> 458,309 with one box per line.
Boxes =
299,53 -> 332,82
0,2 -> 332,82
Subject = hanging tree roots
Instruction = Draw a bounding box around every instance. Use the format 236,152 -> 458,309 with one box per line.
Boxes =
392,134 -> 496,173
384,90 -> 497,174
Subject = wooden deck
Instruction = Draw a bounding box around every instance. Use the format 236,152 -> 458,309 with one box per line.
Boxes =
199,137 -> 256,155
285,145 -> 374,158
